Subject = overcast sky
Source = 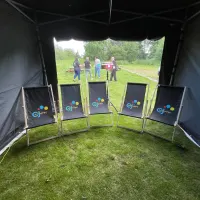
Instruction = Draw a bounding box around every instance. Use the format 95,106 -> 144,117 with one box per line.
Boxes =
54,38 -> 85,55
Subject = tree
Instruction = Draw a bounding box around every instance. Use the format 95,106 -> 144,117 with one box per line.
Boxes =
54,44 -> 76,60
148,38 -> 164,60
84,38 -> 165,63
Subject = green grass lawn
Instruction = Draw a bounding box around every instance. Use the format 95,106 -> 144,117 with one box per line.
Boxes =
122,64 -> 159,81
1,59 -> 200,200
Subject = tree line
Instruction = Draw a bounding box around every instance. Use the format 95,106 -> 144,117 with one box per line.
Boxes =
55,38 -> 164,65
84,39 -> 164,64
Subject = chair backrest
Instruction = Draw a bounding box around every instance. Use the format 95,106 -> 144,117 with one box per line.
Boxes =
149,85 -> 185,126
23,86 -> 56,129
60,84 -> 85,120
88,82 -> 109,114
121,83 -> 147,118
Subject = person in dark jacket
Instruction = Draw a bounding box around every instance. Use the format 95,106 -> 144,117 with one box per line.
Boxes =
73,58 -> 81,81
110,57 -> 117,81
84,57 -> 92,80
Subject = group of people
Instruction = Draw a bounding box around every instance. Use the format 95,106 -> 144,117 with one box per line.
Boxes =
73,56 -> 118,82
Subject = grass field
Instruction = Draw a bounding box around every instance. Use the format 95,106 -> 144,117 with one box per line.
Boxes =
122,64 -> 159,81
0,59 -> 200,200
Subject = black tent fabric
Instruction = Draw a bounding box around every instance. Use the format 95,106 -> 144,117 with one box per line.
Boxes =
24,86 -> 55,129
173,14 -> 200,146
120,83 -> 147,118
60,84 -> 85,120
88,82 -> 109,115
149,85 -> 184,126
179,121 -> 200,147
0,1 -> 43,152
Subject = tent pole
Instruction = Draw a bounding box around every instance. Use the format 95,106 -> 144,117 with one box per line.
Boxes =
34,12 -> 49,85
9,0 -> 32,10
169,20 -> 187,85
4,0 -> 35,24
187,9 -> 200,22
108,0 -> 113,25
37,9 -> 108,26
37,9 -> 108,18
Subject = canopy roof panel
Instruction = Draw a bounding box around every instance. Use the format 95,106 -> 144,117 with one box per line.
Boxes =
7,0 -> 200,40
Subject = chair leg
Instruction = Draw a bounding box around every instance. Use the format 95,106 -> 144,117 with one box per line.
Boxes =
60,120 -> 63,135
86,117 -> 90,129
26,129 -> 29,147
141,117 -> 146,133
172,126 -> 177,143
117,114 -> 120,127
111,112 -> 114,126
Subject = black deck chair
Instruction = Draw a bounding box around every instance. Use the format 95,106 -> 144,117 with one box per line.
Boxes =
145,85 -> 186,142
59,84 -> 89,134
117,83 -> 149,133
87,81 -> 113,127
22,85 -> 59,146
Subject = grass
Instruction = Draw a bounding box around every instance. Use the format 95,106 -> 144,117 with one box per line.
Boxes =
0,59 -> 200,200
122,64 -> 159,80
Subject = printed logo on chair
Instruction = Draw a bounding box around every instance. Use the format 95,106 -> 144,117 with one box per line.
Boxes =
126,100 -> 141,109
66,100 -> 80,112
157,104 -> 175,115
32,105 -> 49,118
91,97 -> 105,108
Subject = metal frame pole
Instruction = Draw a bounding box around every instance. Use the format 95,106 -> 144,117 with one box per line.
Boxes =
35,12 -> 48,85
4,0 -> 35,24
169,24 -> 186,86
80,83 -> 90,129
143,85 -> 158,131
22,87 -> 29,146
172,87 -> 186,142
109,0 -> 113,25
57,84 -> 63,134
142,84 -> 149,133
117,84 -> 127,127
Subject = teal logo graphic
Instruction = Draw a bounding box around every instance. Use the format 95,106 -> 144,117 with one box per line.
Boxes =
92,97 -> 105,108
126,100 -> 141,109
66,100 -> 80,112
157,104 -> 175,115
32,105 -> 49,118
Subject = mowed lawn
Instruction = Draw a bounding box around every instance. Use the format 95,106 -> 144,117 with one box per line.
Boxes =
0,59 -> 200,200
122,64 -> 159,81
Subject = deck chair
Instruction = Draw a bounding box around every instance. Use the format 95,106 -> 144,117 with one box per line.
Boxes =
117,83 -> 149,133
145,85 -> 186,142
59,84 -> 89,134
87,81 -> 113,127
22,85 -> 58,146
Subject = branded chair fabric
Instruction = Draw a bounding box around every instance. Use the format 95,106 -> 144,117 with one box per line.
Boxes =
88,82 -> 110,115
59,84 -> 89,134
117,83 -> 148,132
88,82 -> 113,127
22,85 -> 58,145
60,84 -> 86,120
145,85 -> 186,143
148,85 -> 185,126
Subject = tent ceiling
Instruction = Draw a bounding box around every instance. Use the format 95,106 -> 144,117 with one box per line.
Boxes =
13,0 -> 198,15
5,0 -> 200,40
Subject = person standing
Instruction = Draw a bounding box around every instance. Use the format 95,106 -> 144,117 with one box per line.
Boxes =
110,57 -> 117,81
95,56 -> 101,79
73,58 -> 81,81
84,57 -> 92,80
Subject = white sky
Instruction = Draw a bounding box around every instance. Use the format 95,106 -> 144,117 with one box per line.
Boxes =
54,38 -> 85,56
